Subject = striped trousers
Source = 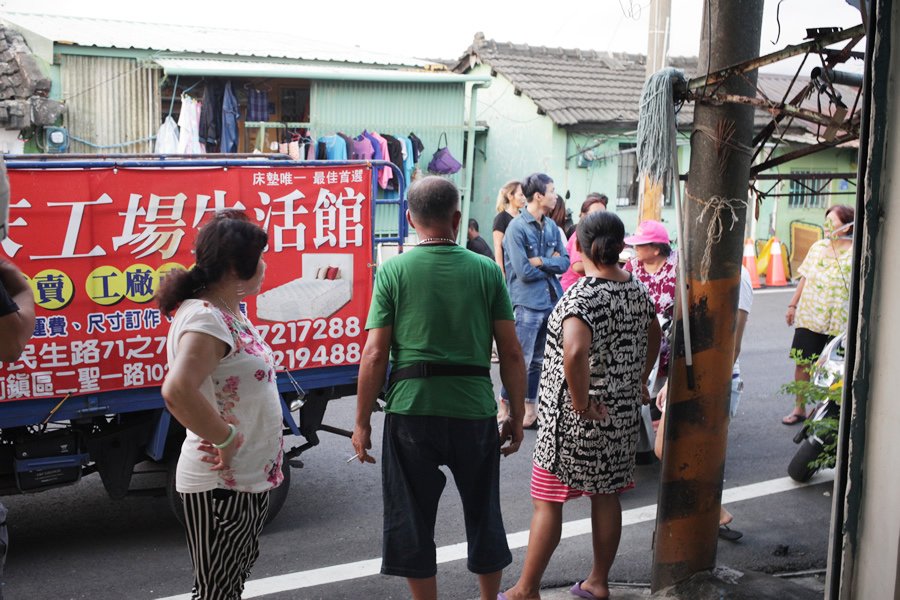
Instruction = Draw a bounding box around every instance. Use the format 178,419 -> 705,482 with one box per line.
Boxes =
181,489 -> 269,600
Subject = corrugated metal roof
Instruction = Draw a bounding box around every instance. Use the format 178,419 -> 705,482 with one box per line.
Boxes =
154,58 -> 485,83
0,11 -> 436,68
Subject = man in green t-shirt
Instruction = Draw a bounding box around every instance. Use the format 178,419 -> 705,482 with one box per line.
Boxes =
351,176 -> 526,600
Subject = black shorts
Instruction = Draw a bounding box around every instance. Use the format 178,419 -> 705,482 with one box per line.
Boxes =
380,413 -> 511,578
791,327 -> 834,362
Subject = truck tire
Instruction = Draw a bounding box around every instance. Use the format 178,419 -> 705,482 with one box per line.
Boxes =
166,458 -> 291,527
788,439 -> 823,483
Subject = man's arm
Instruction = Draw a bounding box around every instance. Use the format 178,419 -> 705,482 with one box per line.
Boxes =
538,227 -> 570,274
505,224 -> 547,282
351,326 -> 392,464
494,319 -> 525,456
734,309 -> 749,362
0,260 -> 35,363
641,318 -> 662,404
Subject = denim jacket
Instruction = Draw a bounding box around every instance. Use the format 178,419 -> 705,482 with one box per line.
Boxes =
502,210 -> 570,310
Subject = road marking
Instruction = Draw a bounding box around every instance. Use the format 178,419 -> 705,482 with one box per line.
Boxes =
752,287 -> 795,295
155,471 -> 834,600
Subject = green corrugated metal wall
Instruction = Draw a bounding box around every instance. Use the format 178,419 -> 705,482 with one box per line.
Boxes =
311,81 -> 467,237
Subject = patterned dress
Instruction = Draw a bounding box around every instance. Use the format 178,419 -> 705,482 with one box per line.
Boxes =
533,275 -> 655,493
795,239 -> 852,336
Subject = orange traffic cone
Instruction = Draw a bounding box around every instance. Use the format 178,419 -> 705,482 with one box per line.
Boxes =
743,238 -> 761,289
766,237 -> 788,287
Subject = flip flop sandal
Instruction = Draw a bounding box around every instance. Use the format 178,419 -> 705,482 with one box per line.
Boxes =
782,414 -> 804,426
718,524 -> 744,541
569,580 -> 609,600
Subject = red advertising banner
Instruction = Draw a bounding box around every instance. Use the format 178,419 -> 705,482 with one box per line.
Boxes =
0,163 -> 374,402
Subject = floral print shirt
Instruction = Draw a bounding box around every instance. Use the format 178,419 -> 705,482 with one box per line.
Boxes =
626,254 -> 677,374
168,299 -> 284,494
796,239 -> 852,336
626,254 -> 678,320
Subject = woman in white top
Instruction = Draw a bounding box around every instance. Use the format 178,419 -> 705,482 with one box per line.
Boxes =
158,210 -> 284,600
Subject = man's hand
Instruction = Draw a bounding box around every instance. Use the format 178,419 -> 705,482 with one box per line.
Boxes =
528,256 -> 543,267
351,424 -> 376,464
498,416 -> 524,457
656,383 -> 668,413
640,383 -> 652,405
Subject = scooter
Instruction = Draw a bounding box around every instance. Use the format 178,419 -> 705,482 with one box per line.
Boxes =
787,333 -> 845,482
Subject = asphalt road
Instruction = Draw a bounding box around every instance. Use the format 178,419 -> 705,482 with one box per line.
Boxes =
1,287 -> 835,599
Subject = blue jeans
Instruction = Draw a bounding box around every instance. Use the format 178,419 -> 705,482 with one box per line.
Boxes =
500,305 -> 552,404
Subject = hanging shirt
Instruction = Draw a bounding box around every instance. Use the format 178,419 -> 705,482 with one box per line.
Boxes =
318,134 -> 348,160
401,137 -> 415,190
409,132 -> 425,163
198,82 -> 224,151
351,135 -> 375,160
155,116 -> 180,154
247,88 -> 270,122
176,95 -> 202,154
220,81 -> 240,153
368,131 -> 394,189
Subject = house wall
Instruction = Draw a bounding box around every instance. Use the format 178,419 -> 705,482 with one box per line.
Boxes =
469,64 -> 563,234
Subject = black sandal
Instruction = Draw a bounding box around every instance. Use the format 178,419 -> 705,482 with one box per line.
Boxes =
718,524 -> 743,541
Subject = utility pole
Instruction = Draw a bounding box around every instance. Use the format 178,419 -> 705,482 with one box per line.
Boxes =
637,0 -> 671,224
651,0 -> 763,591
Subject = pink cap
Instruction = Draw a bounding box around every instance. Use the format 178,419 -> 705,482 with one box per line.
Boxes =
624,220 -> 670,246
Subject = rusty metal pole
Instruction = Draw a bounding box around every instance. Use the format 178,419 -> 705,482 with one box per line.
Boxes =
651,0 -> 763,591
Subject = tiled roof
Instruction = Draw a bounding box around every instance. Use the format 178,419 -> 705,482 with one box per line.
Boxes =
455,34 -> 858,133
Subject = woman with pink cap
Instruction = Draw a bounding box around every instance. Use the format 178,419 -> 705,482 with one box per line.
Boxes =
624,220 -> 676,387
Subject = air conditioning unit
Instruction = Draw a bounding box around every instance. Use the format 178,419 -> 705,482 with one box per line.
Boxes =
44,127 -> 69,153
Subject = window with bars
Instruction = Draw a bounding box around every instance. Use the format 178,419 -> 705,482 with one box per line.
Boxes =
616,143 -> 639,207
788,171 -> 830,208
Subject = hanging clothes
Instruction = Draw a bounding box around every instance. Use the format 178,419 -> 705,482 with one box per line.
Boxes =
351,134 -> 375,160
247,88 -> 270,121
335,132 -> 352,157
381,134 -> 405,191
198,82 -> 224,151
408,132 -> 425,163
367,131 -> 394,189
177,95 -> 203,154
155,116 -> 180,154
401,136 -> 415,190
318,134 -> 348,160
220,81 -> 240,153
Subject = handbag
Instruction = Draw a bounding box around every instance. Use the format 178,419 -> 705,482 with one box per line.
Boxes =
427,132 -> 462,175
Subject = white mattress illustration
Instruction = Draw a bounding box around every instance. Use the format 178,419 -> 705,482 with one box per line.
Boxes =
256,278 -> 352,322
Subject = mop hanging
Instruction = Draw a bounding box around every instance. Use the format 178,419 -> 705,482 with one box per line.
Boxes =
636,67 -> 695,389
636,67 -> 687,186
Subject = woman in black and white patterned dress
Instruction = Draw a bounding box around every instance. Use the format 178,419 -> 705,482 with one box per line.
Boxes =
500,211 -> 661,600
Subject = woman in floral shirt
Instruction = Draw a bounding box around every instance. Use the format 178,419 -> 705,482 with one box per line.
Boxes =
783,205 -> 855,425
624,220 -> 677,378
158,211 -> 284,599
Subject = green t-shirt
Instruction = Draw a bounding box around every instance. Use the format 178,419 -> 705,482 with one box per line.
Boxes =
365,245 -> 514,419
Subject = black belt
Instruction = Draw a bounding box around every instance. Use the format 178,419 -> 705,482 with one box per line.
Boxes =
388,362 -> 491,387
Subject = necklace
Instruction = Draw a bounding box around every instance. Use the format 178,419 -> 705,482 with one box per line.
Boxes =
418,237 -> 457,246
216,296 -> 245,322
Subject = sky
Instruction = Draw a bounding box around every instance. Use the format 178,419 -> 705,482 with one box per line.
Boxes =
0,0 -> 865,73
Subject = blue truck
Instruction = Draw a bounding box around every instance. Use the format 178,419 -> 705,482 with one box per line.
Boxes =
0,155 -> 405,523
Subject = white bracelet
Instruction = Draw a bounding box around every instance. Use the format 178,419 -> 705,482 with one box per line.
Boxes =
213,424 -> 237,449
